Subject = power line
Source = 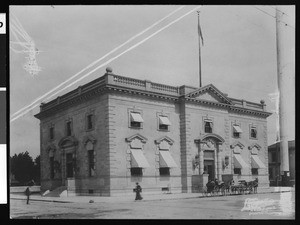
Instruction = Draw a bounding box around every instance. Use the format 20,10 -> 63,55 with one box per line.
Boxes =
10,6 -> 202,122
253,6 -> 295,29
268,6 -> 290,17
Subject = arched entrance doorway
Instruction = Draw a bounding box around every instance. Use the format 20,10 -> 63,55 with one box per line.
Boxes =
195,133 -> 225,181
58,136 -> 78,186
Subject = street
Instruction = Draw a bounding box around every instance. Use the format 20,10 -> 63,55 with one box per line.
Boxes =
10,192 -> 295,219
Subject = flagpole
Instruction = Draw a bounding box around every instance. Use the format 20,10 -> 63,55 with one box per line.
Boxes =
197,11 -> 202,87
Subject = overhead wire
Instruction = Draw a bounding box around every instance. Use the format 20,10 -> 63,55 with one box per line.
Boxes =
10,5 -> 186,120
11,6 -> 201,122
253,6 -> 295,29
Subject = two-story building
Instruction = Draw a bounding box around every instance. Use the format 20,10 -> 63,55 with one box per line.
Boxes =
34,67 -> 272,196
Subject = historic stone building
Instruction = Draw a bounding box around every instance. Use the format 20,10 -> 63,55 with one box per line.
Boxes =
35,68 -> 272,196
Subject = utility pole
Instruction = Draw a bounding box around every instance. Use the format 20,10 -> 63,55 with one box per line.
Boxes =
275,6 -> 293,186
197,11 -> 203,87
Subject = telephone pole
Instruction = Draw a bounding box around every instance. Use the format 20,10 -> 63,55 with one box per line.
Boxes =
275,6 -> 293,186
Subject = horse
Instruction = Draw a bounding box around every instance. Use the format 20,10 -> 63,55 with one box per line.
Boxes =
248,178 -> 258,194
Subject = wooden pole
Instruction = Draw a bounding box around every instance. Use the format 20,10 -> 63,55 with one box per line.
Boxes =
276,6 -> 290,186
197,11 -> 202,87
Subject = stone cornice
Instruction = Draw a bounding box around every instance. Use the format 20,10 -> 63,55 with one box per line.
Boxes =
34,73 -> 271,120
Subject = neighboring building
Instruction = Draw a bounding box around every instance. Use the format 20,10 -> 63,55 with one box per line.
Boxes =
34,68 -> 272,196
268,140 -> 295,186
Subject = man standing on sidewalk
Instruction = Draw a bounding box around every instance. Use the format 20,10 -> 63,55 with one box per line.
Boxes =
134,183 -> 143,201
25,186 -> 31,204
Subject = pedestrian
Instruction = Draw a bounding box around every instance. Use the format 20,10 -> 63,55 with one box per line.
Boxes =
25,186 -> 31,204
134,182 -> 143,201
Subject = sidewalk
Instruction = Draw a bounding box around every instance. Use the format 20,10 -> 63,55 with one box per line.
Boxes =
10,186 -> 294,204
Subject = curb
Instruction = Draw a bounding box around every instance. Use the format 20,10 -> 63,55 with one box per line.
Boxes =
11,189 -> 294,204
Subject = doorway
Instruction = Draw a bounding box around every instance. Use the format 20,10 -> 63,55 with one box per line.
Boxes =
204,160 -> 214,181
66,153 -> 74,178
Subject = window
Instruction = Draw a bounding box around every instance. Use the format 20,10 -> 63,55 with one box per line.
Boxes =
159,168 -> 170,176
234,168 -> 241,175
50,157 -> 54,179
271,152 -> 277,162
131,168 -> 143,176
204,121 -> 212,133
233,132 -> 240,138
130,112 -> 143,128
87,114 -> 94,130
49,127 -> 54,140
66,121 -> 72,136
250,127 -> 257,139
158,116 -> 171,131
251,168 -> 258,175
88,150 -> 95,177
232,125 -> 242,138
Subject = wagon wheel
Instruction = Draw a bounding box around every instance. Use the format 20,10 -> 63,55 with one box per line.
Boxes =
221,186 -> 226,196
202,188 -> 208,197
213,186 -> 219,196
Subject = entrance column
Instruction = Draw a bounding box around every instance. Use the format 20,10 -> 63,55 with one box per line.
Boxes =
217,143 -> 222,181
60,148 -> 65,186
199,142 -> 204,175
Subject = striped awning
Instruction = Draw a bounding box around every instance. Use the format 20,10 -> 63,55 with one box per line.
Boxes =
131,149 -> 149,168
251,155 -> 266,168
233,154 -> 248,169
159,116 -> 171,125
159,150 -> 177,168
130,112 -> 144,122
233,125 -> 243,133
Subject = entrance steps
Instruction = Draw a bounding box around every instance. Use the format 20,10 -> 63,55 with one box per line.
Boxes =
43,186 -> 67,197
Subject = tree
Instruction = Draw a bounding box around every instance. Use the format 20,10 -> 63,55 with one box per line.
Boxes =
10,151 -> 35,185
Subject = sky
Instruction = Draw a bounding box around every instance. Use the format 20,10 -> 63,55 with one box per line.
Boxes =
9,5 -> 295,158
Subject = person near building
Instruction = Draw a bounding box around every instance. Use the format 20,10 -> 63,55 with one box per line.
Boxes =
134,182 -> 143,200
25,186 -> 31,204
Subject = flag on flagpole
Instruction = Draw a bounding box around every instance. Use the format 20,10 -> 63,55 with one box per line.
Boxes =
198,18 -> 204,46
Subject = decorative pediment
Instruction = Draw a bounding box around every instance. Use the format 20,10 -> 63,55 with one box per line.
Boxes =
154,136 -> 174,150
154,136 -> 174,145
58,136 -> 78,148
46,143 -> 56,152
125,134 -> 148,149
230,141 -> 245,154
248,143 -> 261,155
185,84 -> 233,105
83,135 -> 97,145
125,133 -> 148,143
46,143 -> 56,157
195,133 -> 225,145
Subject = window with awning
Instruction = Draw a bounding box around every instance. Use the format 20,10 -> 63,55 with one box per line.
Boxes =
159,116 -> 171,131
130,149 -> 149,168
233,125 -> 243,133
130,112 -> 144,122
159,116 -> 171,125
251,155 -> 266,169
233,125 -> 242,138
159,150 -> 177,168
130,112 -> 144,128
233,154 -> 248,169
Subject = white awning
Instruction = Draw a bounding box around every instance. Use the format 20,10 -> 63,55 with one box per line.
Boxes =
131,149 -> 149,168
159,116 -> 171,125
251,155 -> 266,168
130,112 -> 144,122
233,125 -> 243,133
233,154 -> 248,169
159,150 -> 177,168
